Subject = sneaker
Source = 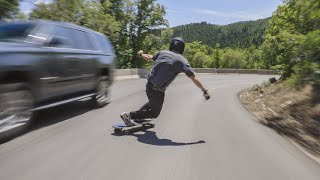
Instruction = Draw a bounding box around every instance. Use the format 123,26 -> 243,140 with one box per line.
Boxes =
134,119 -> 152,124
133,119 -> 146,124
120,112 -> 135,126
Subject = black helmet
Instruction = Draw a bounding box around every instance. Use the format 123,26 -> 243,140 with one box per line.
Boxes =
169,37 -> 185,54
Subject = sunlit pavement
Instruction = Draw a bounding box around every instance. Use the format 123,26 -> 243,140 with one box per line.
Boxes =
0,74 -> 319,180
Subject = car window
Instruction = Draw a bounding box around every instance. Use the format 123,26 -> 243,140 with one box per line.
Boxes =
71,29 -> 95,50
0,23 -> 35,43
25,24 -> 54,45
51,26 -> 95,50
49,26 -> 72,48
94,34 -> 114,53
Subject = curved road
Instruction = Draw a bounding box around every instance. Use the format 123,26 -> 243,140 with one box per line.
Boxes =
0,74 -> 319,180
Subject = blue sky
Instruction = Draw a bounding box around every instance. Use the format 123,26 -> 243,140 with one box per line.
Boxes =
19,0 -> 49,14
20,0 -> 283,27
158,0 -> 283,26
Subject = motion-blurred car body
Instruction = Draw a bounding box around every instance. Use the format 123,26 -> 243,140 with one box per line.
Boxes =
0,20 -> 116,139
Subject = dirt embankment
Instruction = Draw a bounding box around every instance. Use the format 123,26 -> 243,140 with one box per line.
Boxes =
240,83 -> 320,158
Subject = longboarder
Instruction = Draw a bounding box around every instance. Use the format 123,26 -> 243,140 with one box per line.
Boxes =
120,37 -> 210,126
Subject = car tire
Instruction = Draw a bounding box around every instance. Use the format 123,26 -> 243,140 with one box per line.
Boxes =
92,76 -> 110,108
0,83 -> 35,141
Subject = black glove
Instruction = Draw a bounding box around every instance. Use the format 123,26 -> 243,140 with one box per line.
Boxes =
203,89 -> 210,100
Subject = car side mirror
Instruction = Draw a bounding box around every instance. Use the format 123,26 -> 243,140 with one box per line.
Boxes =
48,37 -> 67,47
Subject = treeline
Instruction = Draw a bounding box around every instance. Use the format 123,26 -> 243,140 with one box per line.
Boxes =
0,0 -> 171,69
176,42 -> 264,70
29,0 -> 172,69
173,19 -> 269,49
0,0 -> 271,70
1,0 -> 319,89
260,0 -> 320,89
0,0 -> 26,20
1,0 -> 270,70
175,0 -> 320,90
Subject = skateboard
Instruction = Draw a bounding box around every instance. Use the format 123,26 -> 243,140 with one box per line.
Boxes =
112,119 -> 155,135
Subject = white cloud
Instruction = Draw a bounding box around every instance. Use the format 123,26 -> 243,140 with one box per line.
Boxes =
35,0 -> 43,4
22,10 -> 32,15
34,0 -> 50,4
20,0 -> 51,15
24,0 -> 50,5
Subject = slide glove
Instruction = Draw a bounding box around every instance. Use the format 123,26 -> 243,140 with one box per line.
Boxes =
203,89 -> 210,101
137,50 -> 144,57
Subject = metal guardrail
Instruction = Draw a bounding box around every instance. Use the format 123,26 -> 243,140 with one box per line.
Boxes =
114,68 -> 280,77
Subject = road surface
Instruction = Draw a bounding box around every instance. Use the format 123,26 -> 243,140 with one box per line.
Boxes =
0,74 -> 319,180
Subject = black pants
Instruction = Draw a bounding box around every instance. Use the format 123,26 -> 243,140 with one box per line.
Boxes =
130,82 -> 165,119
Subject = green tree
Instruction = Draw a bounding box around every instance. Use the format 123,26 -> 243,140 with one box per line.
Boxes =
184,41 -> 208,64
0,0 -> 20,19
30,0 -> 120,45
249,49 -> 264,69
81,1 -> 120,42
193,52 -> 208,68
107,0 -> 135,68
260,0 -> 320,89
221,49 -> 246,69
130,0 -> 168,68
204,55 -> 215,68
30,0 -> 168,69
173,18 -> 269,49
142,28 -> 173,54
29,2 -> 53,20
30,0 -> 85,23
13,11 -> 28,20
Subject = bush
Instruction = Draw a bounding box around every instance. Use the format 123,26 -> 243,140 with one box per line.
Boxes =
192,52 -> 208,68
261,81 -> 271,88
221,49 -> 246,68
289,61 -> 319,89
269,77 -> 277,84
251,84 -> 260,91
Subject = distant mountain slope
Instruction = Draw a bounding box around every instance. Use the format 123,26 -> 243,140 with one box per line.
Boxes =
173,18 -> 270,48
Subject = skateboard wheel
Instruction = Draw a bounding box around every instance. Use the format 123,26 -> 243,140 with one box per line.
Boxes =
114,129 -> 122,134
123,130 -> 130,135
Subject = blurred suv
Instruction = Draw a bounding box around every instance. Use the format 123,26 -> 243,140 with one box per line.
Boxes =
0,21 -> 116,138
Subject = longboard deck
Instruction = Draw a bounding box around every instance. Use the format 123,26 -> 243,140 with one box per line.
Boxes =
112,120 -> 154,129
112,119 -> 154,135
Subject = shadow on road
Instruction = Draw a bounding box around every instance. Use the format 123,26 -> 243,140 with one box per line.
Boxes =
30,100 -> 94,131
1,100 -> 97,144
112,129 -> 205,146
133,131 -> 205,146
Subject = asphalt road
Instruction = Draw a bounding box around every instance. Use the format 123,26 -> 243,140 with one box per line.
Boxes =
0,74 -> 319,180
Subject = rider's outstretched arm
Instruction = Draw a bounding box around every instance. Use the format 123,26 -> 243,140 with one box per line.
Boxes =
137,50 -> 154,61
189,75 -> 207,91
189,75 -> 211,100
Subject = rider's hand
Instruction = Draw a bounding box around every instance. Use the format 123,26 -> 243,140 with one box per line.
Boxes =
137,50 -> 144,57
203,89 -> 210,100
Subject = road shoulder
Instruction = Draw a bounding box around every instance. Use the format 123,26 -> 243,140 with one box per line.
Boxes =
239,84 -> 320,165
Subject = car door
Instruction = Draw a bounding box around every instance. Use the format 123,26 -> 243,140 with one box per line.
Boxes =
46,25 -> 84,97
69,30 -> 98,92
23,23 -> 61,101
93,34 -> 116,82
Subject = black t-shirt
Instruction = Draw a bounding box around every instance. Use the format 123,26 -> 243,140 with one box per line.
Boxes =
147,50 -> 195,92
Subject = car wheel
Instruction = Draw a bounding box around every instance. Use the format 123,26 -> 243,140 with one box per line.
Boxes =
92,76 -> 110,108
0,83 -> 35,139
